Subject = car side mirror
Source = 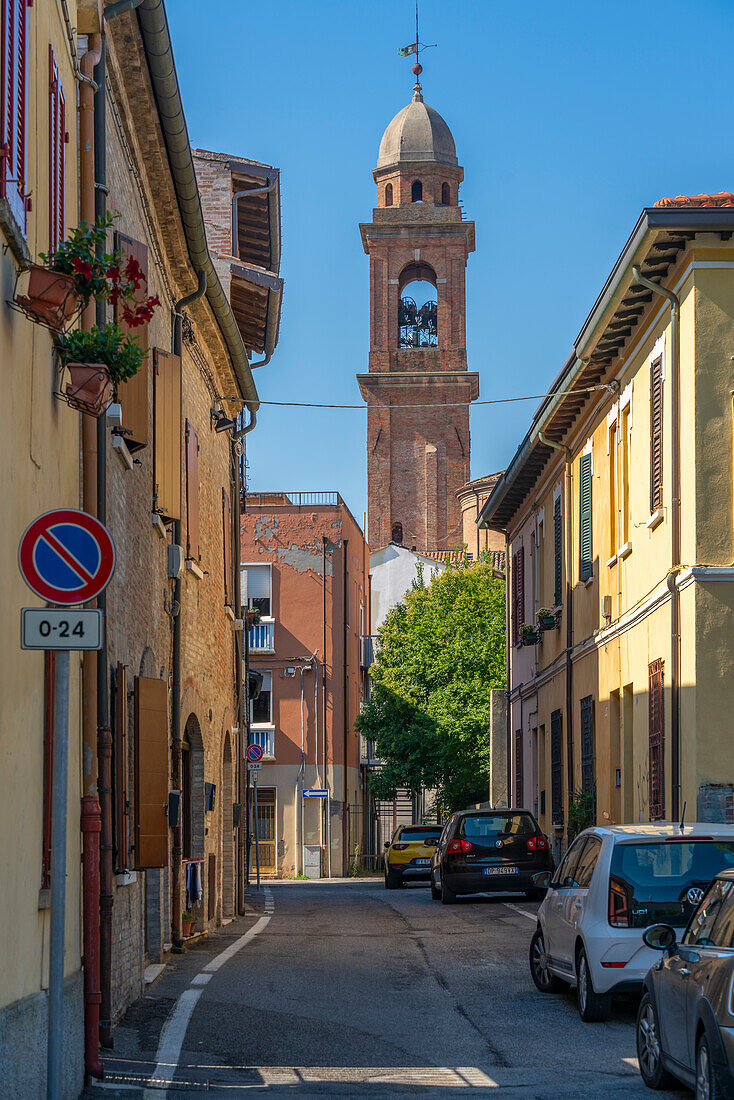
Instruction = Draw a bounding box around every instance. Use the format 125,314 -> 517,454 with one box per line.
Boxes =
426,837 -> 437,845
384,841 -> 390,850
643,924 -> 677,952
532,871 -> 552,889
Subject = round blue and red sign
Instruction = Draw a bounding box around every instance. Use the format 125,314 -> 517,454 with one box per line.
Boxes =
246,743 -> 264,763
19,509 -> 115,605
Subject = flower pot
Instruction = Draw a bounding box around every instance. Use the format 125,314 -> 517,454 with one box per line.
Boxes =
13,264 -> 80,331
182,918 -> 194,936
538,614 -> 557,631
62,362 -> 114,417
520,629 -> 538,646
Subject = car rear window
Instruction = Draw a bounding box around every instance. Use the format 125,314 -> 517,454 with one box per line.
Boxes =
459,813 -> 536,840
610,840 -> 734,928
397,827 -> 442,842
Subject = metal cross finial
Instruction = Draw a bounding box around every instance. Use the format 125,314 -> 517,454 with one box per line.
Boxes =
397,1 -> 436,100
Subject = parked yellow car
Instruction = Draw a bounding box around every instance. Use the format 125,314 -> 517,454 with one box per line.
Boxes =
384,825 -> 443,889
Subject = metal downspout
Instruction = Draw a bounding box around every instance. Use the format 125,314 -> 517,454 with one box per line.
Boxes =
232,181 -> 277,261
539,431 -> 574,832
233,439 -> 244,913
92,37 -> 115,1054
504,533 -> 511,809
170,275 -> 208,949
79,32 -> 105,1083
633,266 -> 682,820
342,539 -> 349,873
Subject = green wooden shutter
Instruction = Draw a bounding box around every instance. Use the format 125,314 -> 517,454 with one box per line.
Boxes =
550,710 -> 563,826
580,695 -> 594,797
554,496 -> 562,607
579,452 -> 593,582
650,358 -> 664,513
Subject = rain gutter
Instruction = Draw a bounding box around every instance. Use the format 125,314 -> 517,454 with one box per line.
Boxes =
135,0 -> 258,411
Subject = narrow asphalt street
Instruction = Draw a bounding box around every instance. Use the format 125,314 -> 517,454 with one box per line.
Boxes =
85,880 -> 686,1098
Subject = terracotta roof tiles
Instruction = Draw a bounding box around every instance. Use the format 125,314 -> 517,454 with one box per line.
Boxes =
654,191 -> 734,208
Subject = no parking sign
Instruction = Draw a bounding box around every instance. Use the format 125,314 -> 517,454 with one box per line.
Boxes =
18,508 -> 115,605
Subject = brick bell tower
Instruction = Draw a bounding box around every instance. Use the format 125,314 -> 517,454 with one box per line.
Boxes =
357,69 -> 478,553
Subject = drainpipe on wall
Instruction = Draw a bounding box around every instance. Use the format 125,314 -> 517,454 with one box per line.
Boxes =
504,533 -> 512,808
538,432 -> 574,831
233,434 -> 244,913
342,539 -> 349,874
92,37 -> 115,1053
79,32 -> 105,1083
632,266 -> 681,821
170,272 -> 208,949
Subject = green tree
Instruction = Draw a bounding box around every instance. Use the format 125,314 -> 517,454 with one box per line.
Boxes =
357,556 -> 506,814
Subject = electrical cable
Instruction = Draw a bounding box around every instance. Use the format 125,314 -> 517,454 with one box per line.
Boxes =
257,384 -> 612,411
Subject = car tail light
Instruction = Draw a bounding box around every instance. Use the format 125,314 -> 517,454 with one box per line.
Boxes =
526,834 -> 549,851
609,877 -> 630,927
392,843 -> 409,851
447,839 -> 472,853
601,960 -> 627,968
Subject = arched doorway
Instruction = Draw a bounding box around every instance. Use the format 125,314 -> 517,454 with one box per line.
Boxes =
220,732 -> 235,920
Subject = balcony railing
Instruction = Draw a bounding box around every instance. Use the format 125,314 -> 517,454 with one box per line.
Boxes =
250,727 -> 275,759
245,491 -> 340,509
248,619 -> 275,652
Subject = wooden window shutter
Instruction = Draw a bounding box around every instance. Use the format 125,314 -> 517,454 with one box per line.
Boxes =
580,695 -> 594,797
650,357 -> 664,513
579,452 -> 593,582
185,420 -> 200,561
511,552 -> 519,645
132,676 -> 169,869
515,729 -> 523,806
153,349 -> 181,521
517,545 -> 525,630
1,0 -> 29,230
48,45 -> 66,252
114,663 -> 129,872
553,496 -> 562,607
115,233 -> 150,451
550,709 -> 563,826
222,486 -> 232,605
648,658 -> 665,820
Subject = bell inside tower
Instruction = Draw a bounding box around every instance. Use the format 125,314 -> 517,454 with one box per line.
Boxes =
398,261 -> 438,348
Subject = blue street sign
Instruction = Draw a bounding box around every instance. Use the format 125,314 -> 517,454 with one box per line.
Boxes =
302,789 -> 329,799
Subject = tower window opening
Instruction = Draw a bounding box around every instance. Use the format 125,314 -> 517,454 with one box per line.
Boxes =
384,183 -> 393,206
391,523 -> 403,545
411,179 -> 423,203
441,182 -> 450,205
399,263 -> 438,348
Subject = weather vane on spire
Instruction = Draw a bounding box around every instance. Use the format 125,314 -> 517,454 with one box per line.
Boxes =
398,1 -> 436,101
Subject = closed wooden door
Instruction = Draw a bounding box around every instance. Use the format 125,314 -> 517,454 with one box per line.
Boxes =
255,787 -> 276,873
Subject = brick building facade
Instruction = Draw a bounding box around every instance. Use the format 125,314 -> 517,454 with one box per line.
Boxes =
358,77 -> 479,553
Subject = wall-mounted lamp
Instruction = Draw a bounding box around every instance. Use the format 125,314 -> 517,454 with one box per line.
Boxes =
211,407 -> 236,434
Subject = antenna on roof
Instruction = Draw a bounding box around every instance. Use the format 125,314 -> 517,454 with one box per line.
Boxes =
397,1 -> 436,101
679,801 -> 687,832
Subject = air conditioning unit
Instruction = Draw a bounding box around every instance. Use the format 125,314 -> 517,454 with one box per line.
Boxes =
167,544 -> 185,579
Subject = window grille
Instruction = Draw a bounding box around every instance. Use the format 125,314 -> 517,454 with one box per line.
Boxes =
551,709 -> 563,826
649,658 -> 665,819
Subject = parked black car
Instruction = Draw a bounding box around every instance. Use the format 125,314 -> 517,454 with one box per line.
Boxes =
637,870 -> 734,1098
430,809 -> 553,904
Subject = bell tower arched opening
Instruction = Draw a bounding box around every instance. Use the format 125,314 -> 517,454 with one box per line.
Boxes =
398,262 -> 437,349
411,179 -> 423,202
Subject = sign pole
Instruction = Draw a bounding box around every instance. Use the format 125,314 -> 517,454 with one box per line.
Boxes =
47,649 -> 69,1100
253,774 -> 260,889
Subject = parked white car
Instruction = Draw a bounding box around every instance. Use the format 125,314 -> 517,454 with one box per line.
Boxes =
528,823 -> 734,1022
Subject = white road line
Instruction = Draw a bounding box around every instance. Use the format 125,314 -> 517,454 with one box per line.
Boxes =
142,887 -> 273,1098
503,902 -> 537,922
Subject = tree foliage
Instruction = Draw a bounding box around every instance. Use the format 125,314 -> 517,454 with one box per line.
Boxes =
357,556 -> 506,814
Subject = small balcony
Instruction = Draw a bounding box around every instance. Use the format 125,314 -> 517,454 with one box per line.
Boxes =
250,727 -> 275,760
248,618 -> 275,653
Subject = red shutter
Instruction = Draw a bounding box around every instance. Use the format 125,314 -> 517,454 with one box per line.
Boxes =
648,659 -> 665,820
650,357 -> 664,513
115,233 -> 150,450
185,420 -> 200,562
517,545 -> 525,632
222,486 -> 232,605
48,45 -> 65,251
511,552 -> 518,646
1,0 -> 29,230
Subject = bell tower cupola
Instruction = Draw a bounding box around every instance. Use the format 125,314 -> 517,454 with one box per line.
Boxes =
358,72 -> 479,553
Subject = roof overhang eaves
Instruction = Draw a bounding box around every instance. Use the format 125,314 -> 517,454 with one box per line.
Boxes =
229,262 -> 283,358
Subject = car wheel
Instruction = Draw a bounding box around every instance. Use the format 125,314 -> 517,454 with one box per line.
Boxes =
529,928 -> 564,993
441,879 -> 457,905
696,1035 -> 722,1100
575,945 -> 611,1022
636,993 -> 673,1089
430,874 -> 441,901
384,869 -> 400,890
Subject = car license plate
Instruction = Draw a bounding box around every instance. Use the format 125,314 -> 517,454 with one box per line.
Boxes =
484,866 -> 518,876
414,858 -> 430,866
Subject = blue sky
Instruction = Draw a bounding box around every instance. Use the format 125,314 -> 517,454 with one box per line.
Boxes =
171,0 -> 733,527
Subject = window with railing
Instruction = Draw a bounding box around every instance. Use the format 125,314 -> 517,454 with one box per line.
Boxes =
250,672 -> 275,759
250,728 -> 275,760
242,563 -> 275,651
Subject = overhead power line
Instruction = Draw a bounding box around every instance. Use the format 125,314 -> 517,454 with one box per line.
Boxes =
258,384 -> 611,411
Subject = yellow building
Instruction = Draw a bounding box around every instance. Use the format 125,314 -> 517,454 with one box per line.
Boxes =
480,194 -> 734,855
0,2 -> 86,1096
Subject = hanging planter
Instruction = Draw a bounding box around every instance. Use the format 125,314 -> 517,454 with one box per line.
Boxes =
245,608 -> 262,629
11,263 -> 81,332
537,608 -> 559,631
60,362 -> 115,417
55,322 -> 147,418
519,623 -> 539,646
